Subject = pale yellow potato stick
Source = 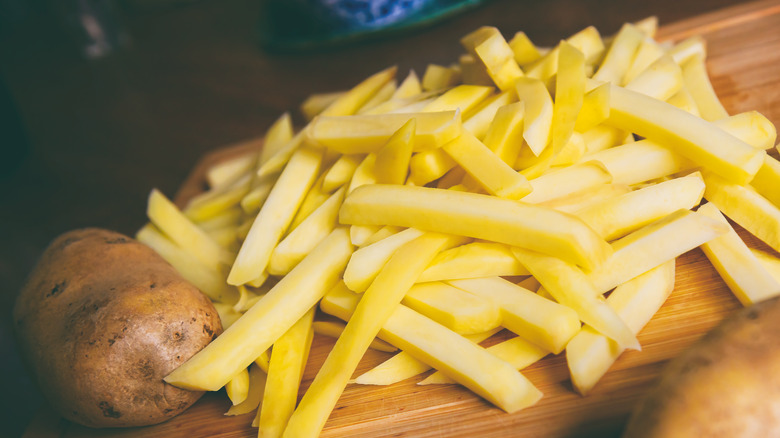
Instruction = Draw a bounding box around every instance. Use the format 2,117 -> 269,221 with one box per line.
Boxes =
714,111 -> 776,150
697,202 -> 780,306
703,171 -> 780,253
228,145 -> 323,286
257,307 -> 315,438
185,173 -> 253,223
362,90 -> 439,115
340,183 -> 613,271
585,139 -> 692,186
752,154 -> 780,207
482,101 -> 525,165
574,172 -> 706,241
165,227 -> 353,391
551,41 -> 585,156
288,172 -> 332,232
321,154 -> 362,193
624,55 -> 683,102
574,82 -> 610,133
587,209 -> 728,294
509,31 -> 543,66
551,132 -> 587,166
320,66 -> 397,117
420,335 -> 548,385
681,53 -> 728,121
351,328 -> 500,385
195,206 -> 242,231
225,367 -> 249,406
514,76 -> 553,156
526,26 -> 604,80
254,349 -> 271,374
343,228 -> 425,292
282,232 -> 455,437
593,22 -> 644,84
259,112 -> 295,168
633,15 -> 658,37
567,260 -> 675,395
537,183 -> 632,214
135,224 -> 239,304
379,305 -> 543,413
408,147 -> 457,186
373,118 -> 415,185
473,30 -> 525,91
225,363 -> 267,417
510,248 -> 640,351
232,284 -> 266,313
147,188 -> 234,270
402,281 -> 502,335
205,152 -> 255,190
666,35 -> 706,66
622,36 -> 665,85
450,277 -> 580,354
422,84 -> 494,114
418,241 -> 529,282
358,225 -> 403,248
580,124 -> 633,155
441,130 -> 532,199
421,63 -> 460,91
521,161 -> 612,205
300,91 -> 344,121
268,187 -> 345,276
311,320 -> 397,353
461,89 -> 517,140
308,110 -> 461,154
606,83 -> 765,185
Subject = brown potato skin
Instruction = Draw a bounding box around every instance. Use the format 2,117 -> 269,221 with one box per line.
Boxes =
13,228 -> 223,428
623,295 -> 780,438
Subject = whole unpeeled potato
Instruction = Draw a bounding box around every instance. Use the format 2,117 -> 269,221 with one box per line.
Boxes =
622,295 -> 780,437
13,228 -> 223,428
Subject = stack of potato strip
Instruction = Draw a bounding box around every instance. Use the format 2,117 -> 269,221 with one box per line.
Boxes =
136,16 -> 780,438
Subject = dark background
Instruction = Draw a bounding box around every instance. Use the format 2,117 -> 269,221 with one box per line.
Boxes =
0,0 -> 748,436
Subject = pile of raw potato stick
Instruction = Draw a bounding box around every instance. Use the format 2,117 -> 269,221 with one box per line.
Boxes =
136,16 -> 780,438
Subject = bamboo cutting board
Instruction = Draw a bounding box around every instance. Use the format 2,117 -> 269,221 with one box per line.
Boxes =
28,1 -> 780,436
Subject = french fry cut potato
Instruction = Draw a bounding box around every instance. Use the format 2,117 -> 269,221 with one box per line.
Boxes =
402,281 -> 502,335
343,227 -> 425,292
697,202 -> 780,306
418,241 -> 530,282
752,248 -> 780,284
482,101 -> 525,165
307,110 -> 461,154
567,260 -> 675,395
283,233 -> 455,437
449,277 -> 580,354
422,84 -> 494,114
420,335 -> 548,385
680,53 -> 729,122
573,171 -> 705,241
257,307 -> 315,438
228,145 -> 323,286
510,249 -> 640,351
703,171 -> 780,254
441,130 -> 532,199
352,328 -> 500,386
339,183 -> 613,271
521,161 -> 612,205
550,41 -> 586,155
225,367 -> 249,406
606,83 -> 765,185
225,363 -> 267,417
587,209 -> 728,294
514,76 -> 553,157
373,119 -> 415,185
750,154 -> 780,208
320,66 -> 397,117
165,227 -> 353,391
462,89 -> 517,140
592,23 -> 644,84
585,139 -> 693,186
624,55 -> 683,102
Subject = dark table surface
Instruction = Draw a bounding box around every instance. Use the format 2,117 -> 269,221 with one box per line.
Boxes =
0,0 -> 752,436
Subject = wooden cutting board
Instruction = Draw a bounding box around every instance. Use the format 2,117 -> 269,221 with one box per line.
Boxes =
26,1 -> 780,436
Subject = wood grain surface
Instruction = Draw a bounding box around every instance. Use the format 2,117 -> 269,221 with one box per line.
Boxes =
24,1 -> 780,437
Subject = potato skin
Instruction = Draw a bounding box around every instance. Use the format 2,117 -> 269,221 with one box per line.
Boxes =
13,228 -> 223,428
623,295 -> 780,438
